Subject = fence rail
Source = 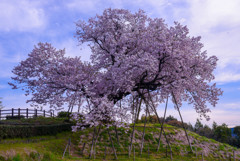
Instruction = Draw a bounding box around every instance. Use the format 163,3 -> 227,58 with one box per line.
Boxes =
0,108 -> 55,120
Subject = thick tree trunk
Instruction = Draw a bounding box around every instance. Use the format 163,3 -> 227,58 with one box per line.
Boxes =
107,128 -> 118,160
157,96 -> 168,152
140,105 -> 148,155
172,92 -> 193,153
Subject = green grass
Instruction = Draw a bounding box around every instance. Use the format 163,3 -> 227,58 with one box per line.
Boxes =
0,123 -> 239,161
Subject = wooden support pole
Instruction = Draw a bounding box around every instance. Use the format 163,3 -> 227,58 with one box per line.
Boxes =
89,127 -> 96,158
150,104 -> 172,153
166,146 -> 168,158
233,150 -> 235,161
12,108 -> 14,117
68,138 -> 71,156
130,97 -> 142,155
0,109 -> 1,120
18,108 -> 20,119
201,152 -> 204,161
43,110 -> 45,117
35,109 -> 37,117
195,146 -> 197,158
157,96 -> 168,152
146,92 -> 172,153
148,145 -> 150,158
140,105 -> 148,156
133,145 -> 135,161
128,145 -> 131,158
114,126 -> 120,145
107,128 -> 118,160
26,108 -> 28,119
104,145 -> 107,159
81,143 -> 86,155
172,92 -> 193,153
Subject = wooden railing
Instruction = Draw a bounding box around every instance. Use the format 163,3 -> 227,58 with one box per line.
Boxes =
0,108 -> 55,120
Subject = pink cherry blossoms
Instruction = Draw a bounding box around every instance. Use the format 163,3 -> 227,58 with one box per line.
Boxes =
10,9 -> 222,129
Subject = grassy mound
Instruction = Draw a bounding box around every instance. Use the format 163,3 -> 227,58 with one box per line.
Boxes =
0,124 -> 239,160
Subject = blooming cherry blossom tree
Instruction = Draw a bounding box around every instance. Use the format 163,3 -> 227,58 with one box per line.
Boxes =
10,9 -> 222,152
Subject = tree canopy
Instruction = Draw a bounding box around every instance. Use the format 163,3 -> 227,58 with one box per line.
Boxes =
9,9 -> 222,128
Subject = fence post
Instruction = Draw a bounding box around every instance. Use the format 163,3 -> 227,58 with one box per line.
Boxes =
12,108 -> 14,117
43,110 -> 45,117
18,108 -> 20,119
35,109 -> 37,117
0,109 -> 1,120
26,108 -> 28,119
53,110 -> 54,117
51,112 -> 52,117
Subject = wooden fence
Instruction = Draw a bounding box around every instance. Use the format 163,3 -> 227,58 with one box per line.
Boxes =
0,108 -> 55,120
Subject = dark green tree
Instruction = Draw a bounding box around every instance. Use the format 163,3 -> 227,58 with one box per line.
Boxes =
234,126 -> 240,138
194,119 -> 203,132
165,115 -> 177,123
212,121 -> 217,130
213,123 -> 231,143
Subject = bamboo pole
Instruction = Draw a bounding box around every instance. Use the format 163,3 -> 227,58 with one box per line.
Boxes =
172,92 -> 193,153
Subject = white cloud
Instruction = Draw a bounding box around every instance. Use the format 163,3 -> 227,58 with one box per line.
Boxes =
0,0 -> 46,32
52,38 -> 91,62
215,72 -> 240,83
179,0 -> 240,84
187,0 -> 240,35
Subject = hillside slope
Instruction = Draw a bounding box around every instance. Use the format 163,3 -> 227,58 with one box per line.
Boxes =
72,124 -> 240,160
0,124 -> 239,160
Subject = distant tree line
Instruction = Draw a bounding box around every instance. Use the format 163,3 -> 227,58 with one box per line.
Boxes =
139,114 -> 240,148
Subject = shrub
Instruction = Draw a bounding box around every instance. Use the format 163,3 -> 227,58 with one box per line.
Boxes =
6,115 -> 25,120
57,111 -> 69,118
0,123 -> 73,139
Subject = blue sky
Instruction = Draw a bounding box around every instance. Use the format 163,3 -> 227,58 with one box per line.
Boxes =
0,0 -> 240,127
